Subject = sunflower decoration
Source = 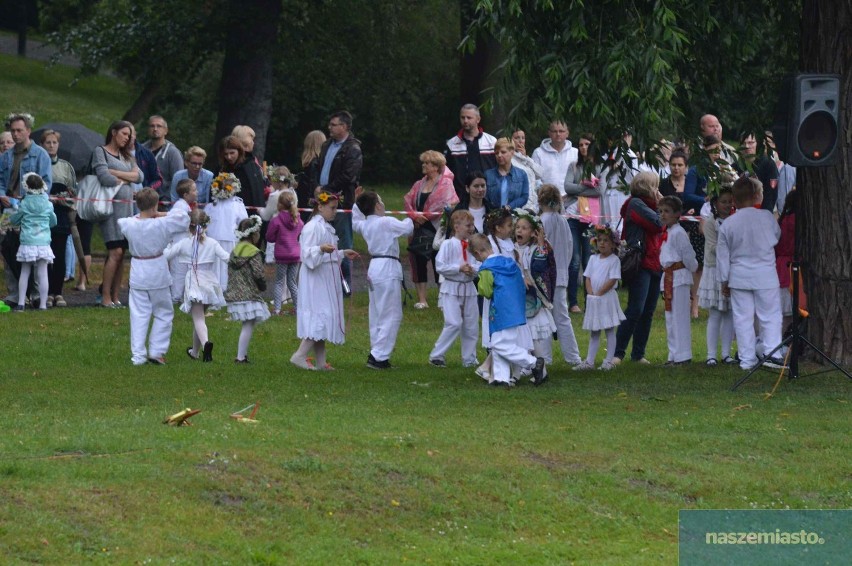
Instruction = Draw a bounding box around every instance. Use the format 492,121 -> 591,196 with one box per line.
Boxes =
210,172 -> 242,201
585,223 -> 620,253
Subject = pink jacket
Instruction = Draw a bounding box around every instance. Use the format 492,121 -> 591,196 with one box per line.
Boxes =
403,168 -> 459,228
266,211 -> 303,263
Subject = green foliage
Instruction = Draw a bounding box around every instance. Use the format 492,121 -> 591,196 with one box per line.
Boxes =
465,0 -> 801,147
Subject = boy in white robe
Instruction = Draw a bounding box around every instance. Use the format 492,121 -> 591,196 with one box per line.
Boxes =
353,190 -> 414,369
429,210 -> 480,367
717,177 -> 783,370
658,196 -> 698,364
118,188 -> 190,365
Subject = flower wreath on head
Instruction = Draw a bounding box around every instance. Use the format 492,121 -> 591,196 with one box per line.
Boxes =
22,172 -> 46,195
585,223 -> 620,253
210,172 -> 242,201
512,207 -> 541,230
310,191 -> 340,207
265,164 -> 297,187
234,215 -> 263,240
4,112 -> 34,129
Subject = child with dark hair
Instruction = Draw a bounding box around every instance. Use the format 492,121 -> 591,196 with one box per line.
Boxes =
117,187 -> 190,365
265,190 -> 303,314
168,178 -> 197,302
658,195 -> 698,365
353,189 -> 414,369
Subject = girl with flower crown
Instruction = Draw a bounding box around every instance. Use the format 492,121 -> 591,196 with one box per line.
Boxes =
290,191 -> 359,371
224,215 -> 271,363
9,173 -> 56,311
206,170 -> 248,289
513,209 -> 557,383
165,208 -> 230,362
573,226 -> 626,371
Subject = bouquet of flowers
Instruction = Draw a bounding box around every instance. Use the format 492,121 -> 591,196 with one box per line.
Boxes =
210,172 -> 242,201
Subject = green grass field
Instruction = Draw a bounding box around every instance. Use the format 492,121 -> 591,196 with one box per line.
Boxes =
1,293 -> 849,564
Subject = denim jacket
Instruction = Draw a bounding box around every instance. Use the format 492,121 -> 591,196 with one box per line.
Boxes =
484,166 -> 529,209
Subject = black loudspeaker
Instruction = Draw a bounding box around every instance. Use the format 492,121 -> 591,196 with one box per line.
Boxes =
772,74 -> 841,167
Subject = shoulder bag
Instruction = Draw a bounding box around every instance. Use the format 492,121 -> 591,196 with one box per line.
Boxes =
77,147 -> 122,223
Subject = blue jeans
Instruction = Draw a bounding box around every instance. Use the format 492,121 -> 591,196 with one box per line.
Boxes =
567,218 -> 592,308
332,211 -> 353,293
615,268 -> 662,360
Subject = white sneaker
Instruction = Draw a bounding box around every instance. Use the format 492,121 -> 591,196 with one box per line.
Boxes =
475,366 -> 491,381
572,361 -> 595,371
414,302 -> 428,310
598,360 -> 617,371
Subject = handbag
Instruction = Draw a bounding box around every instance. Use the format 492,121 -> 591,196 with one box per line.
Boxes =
408,223 -> 437,259
76,148 -> 120,223
616,215 -> 643,282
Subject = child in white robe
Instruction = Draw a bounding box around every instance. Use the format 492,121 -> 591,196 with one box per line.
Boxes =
168,178 -> 197,303
429,210 -> 480,368
538,184 -> 583,366
290,192 -> 359,370
353,190 -> 414,369
717,176 -> 783,370
117,188 -> 190,365
206,172 -> 248,289
658,195 -> 698,365
164,208 -> 230,362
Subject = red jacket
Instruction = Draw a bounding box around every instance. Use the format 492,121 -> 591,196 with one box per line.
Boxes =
620,196 -> 664,272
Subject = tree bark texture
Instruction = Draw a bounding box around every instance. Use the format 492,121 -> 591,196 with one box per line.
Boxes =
212,0 -> 281,162
123,82 -> 161,124
799,0 -> 852,365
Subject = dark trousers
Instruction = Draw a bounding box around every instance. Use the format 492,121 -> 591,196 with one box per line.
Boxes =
615,268 -> 662,361
332,211 -> 353,292
567,218 -> 592,308
48,231 -> 69,296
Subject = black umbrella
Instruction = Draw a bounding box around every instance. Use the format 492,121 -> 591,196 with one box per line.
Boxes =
32,122 -> 105,174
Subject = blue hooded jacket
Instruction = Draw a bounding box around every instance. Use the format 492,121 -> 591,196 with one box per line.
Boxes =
479,254 -> 526,335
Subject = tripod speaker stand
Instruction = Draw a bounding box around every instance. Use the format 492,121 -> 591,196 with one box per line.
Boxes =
731,259 -> 852,390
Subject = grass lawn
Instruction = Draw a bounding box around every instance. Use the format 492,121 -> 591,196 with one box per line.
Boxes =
0,286 -> 849,564
0,52 -> 134,136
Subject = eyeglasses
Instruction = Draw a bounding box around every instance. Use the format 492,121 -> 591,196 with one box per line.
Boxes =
188,161 -> 204,168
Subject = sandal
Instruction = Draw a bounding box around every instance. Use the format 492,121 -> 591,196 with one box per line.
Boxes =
186,347 -> 199,360
706,358 -> 718,367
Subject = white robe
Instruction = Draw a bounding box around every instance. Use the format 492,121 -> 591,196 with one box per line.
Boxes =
296,215 -> 346,344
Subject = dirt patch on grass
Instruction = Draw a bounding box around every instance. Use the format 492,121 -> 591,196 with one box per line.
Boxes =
204,490 -> 246,508
524,450 -> 590,472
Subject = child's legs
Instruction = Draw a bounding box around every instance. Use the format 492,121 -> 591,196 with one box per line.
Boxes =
286,263 -> 300,309
370,279 -> 402,361
491,327 -> 537,374
292,339 -> 316,360
532,337 -> 553,364
720,309 -> 734,358
730,289 -> 757,368
754,287 -> 783,356
672,285 -> 692,362
459,294 -> 480,365
191,303 -> 208,349
128,288 -> 152,363
148,288 -> 175,358
36,260 -> 49,308
586,330 -> 602,365
65,236 -> 76,279
552,285 -> 582,364
17,262 -> 32,306
237,319 -> 256,360
314,340 -> 327,367
170,259 -> 187,303
273,264 -> 287,311
706,308 -> 722,359
603,328 -> 617,362
430,294 -> 462,359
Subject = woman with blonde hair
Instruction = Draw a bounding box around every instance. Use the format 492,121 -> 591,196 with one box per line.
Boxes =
484,137 -> 529,209
296,130 -> 327,222
403,150 -> 459,308
612,171 -> 665,365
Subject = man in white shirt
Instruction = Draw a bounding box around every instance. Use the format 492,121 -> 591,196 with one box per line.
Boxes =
531,120 -> 578,197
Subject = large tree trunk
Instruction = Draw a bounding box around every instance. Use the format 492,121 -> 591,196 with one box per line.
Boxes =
212,0 -> 281,163
122,81 -> 161,124
799,0 -> 852,365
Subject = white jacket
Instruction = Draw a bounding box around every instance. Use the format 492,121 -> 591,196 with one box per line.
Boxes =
531,139 -> 578,195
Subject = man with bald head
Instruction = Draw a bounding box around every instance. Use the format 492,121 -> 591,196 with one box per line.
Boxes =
699,114 -> 737,164
445,104 -> 497,201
